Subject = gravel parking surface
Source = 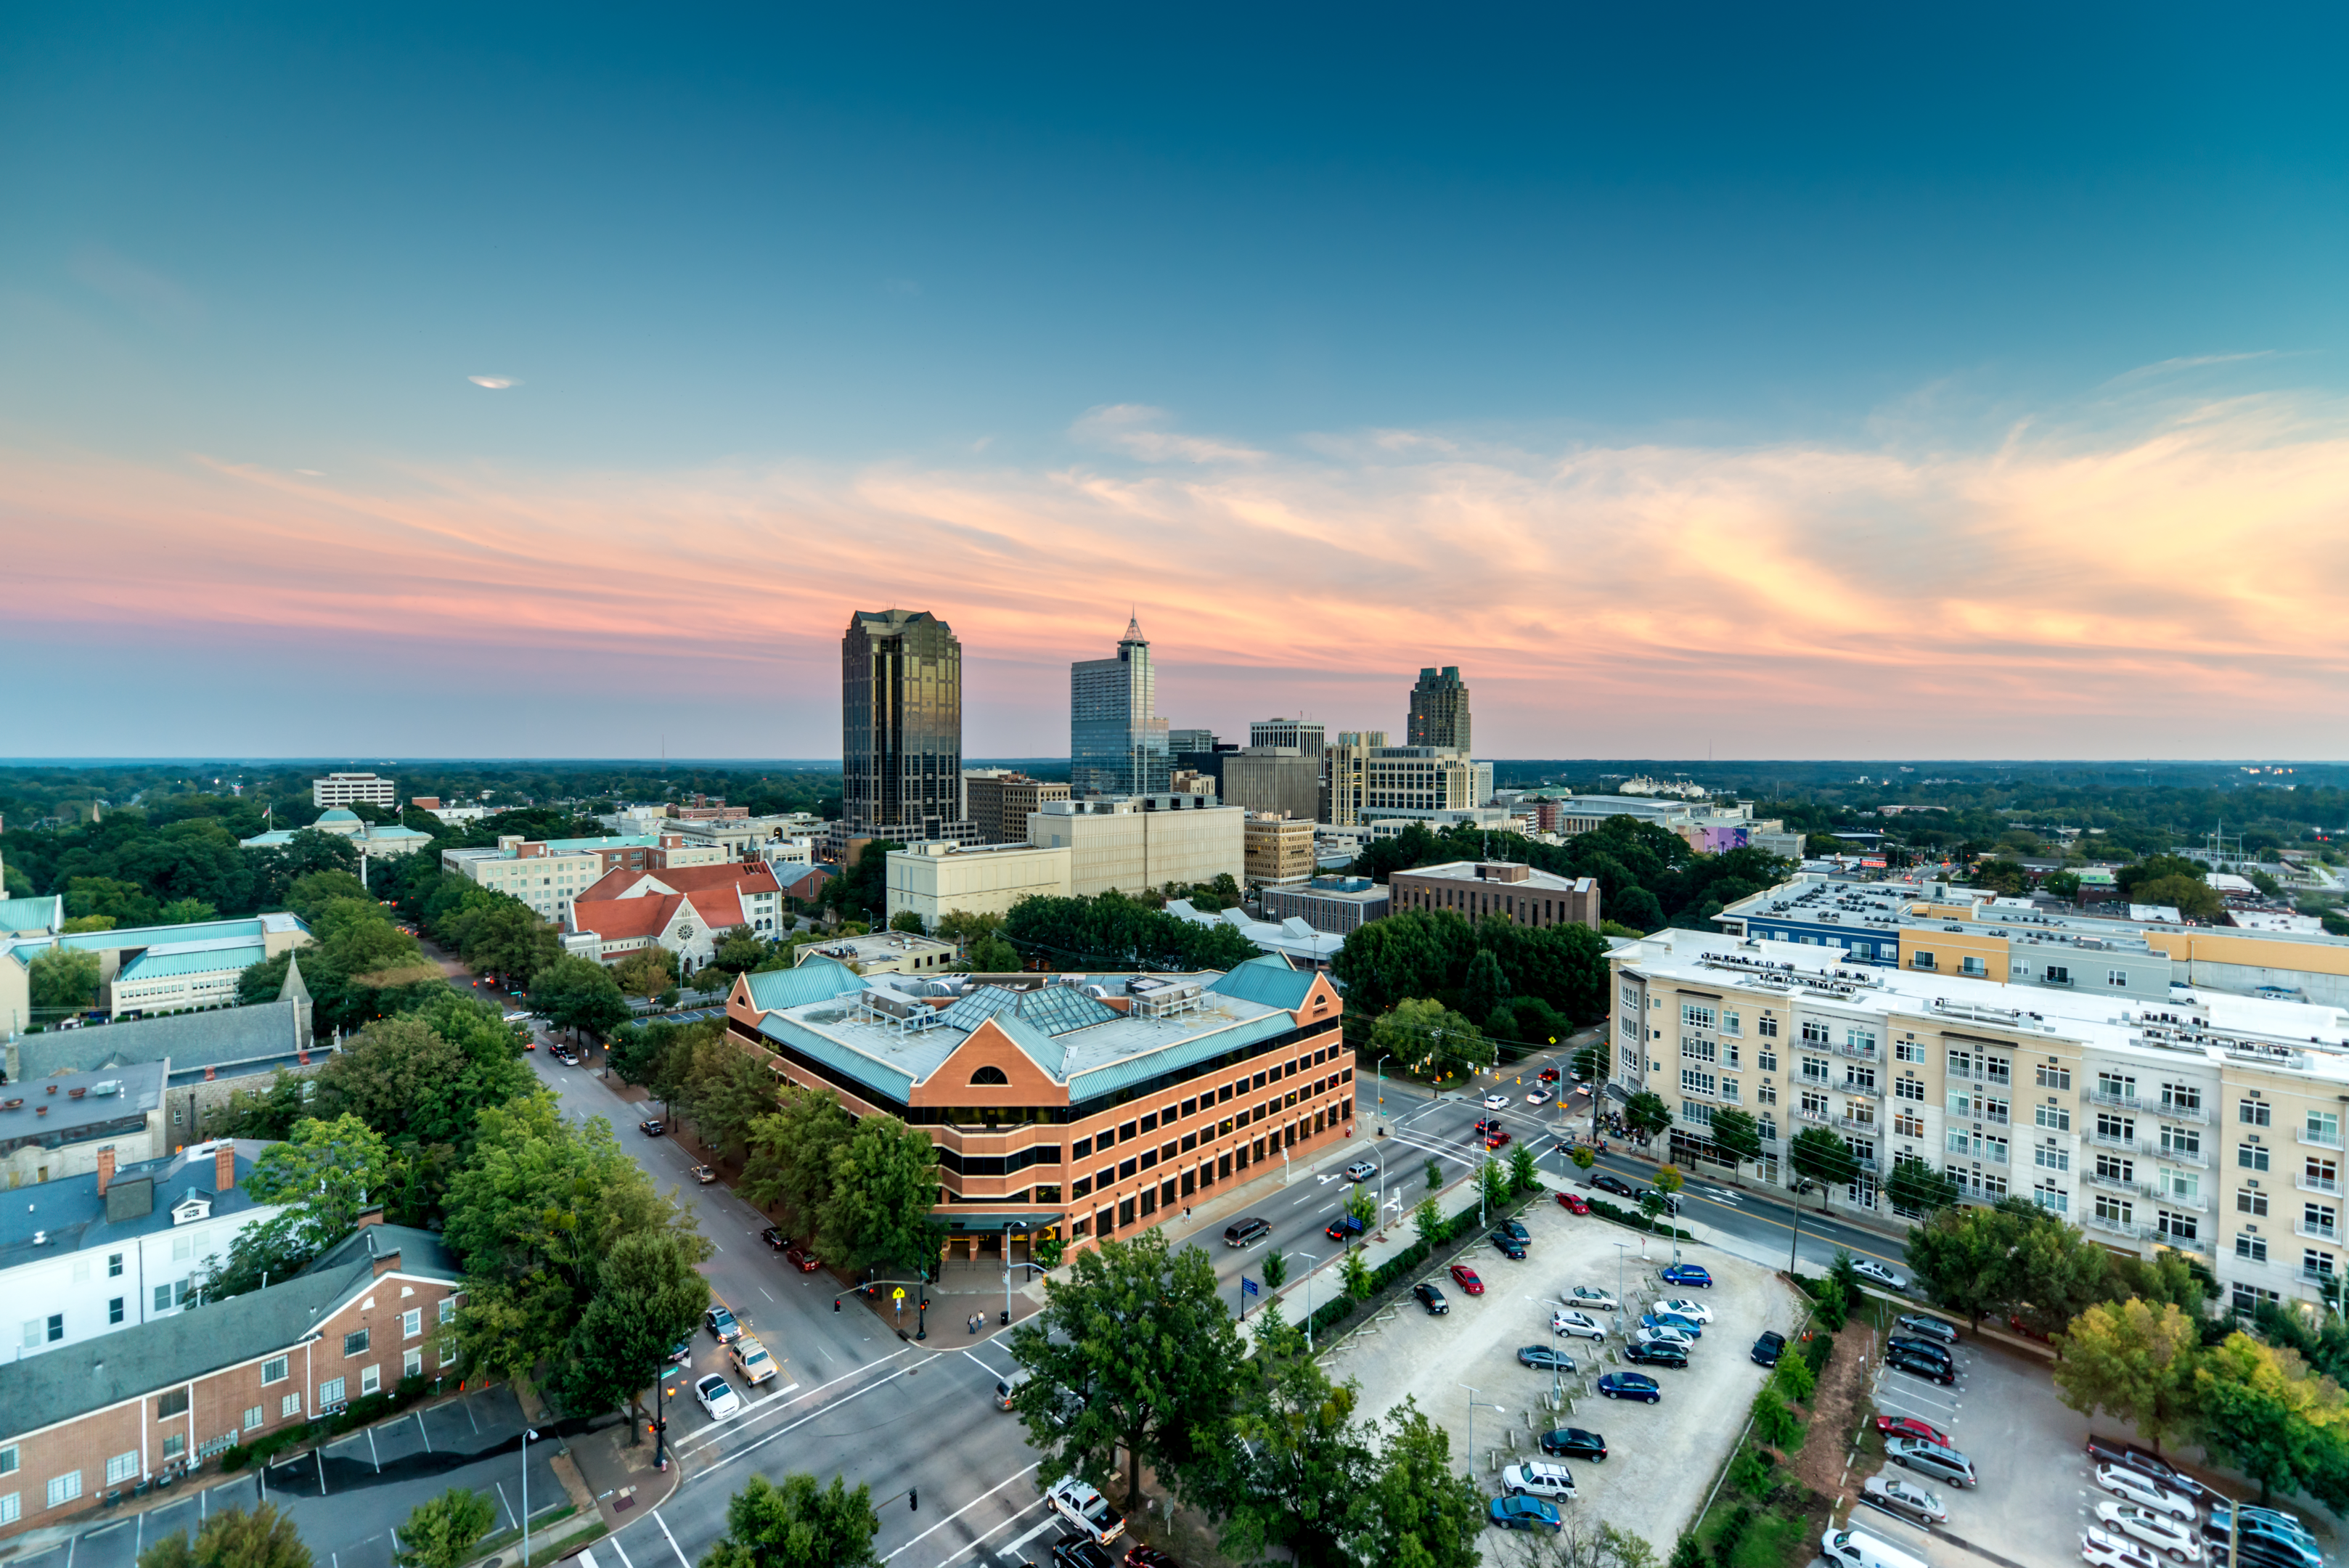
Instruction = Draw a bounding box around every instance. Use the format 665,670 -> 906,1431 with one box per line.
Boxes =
1325,1192 -> 1803,1553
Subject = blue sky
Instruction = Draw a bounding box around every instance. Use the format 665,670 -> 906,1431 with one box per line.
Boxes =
4,4 -> 2346,756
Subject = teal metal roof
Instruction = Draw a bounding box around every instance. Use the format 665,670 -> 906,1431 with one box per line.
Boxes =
117,942 -> 266,981
0,894 -> 61,934
537,835 -> 662,852
56,916 -> 271,953
316,807 -> 361,822
756,1011 -> 918,1103
1208,955 -> 1317,1011
240,829 -> 300,847
743,958 -> 867,1011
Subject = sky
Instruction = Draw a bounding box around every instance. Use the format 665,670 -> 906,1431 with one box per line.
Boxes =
4,4 -> 2347,760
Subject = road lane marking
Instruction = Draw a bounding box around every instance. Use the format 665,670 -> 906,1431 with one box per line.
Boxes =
608,1538 -> 636,1568
962,1347 -> 1011,1378
880,1463 -> 1040,1560
669,1350 -> 914,1455
694,1356 -> 939,1474
653,1511 -> 691,1568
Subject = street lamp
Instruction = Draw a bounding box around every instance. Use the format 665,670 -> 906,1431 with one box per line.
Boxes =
1611,1240 -> 1632,1332
1298,1249 -> 1323,1352
1459,1384 -> 1504,1481
522,1426 -> 540,1567
1376,1053 -> 1392,1133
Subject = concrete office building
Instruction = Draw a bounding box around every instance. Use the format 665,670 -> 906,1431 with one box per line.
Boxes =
1,913 -> 311,1029
1028,797 -> 1243,897
1249,718 -> 1325,760
1319,731 -> 1388,826
1243,814 -> 1317,889
790,932 -> 962,976
1166,728 -> 1217,754
1614,925 -> 2349,1316
310,774 -> 398,809
724,955 -> 1352,1265
1360,746 -> 1480,821
1220,748 -> 1319,822
1260,876 -> 1391,934
1389,861 -> 1601,931
1406,667 -> 1471,751
843,608 -> 977,844
963,772 -> 1071,846
886,841 -> 1077,931
1071,618 -> 1172,799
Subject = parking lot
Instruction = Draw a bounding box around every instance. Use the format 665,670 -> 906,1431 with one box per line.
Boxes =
1324,1191 -> 1802,1553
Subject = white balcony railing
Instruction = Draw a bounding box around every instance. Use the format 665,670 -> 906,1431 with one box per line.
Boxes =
2298,1172 -> 2342,1196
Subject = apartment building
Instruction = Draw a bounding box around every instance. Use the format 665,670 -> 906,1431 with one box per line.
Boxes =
1319,731 -> 1389,827
1611,926 -> 2349,1315
725,955 -> 1352,1265
310,774 -> 397,809
1389,861 -> 1601,930
440,834 -> 727,926
1243,814 -> 1316,889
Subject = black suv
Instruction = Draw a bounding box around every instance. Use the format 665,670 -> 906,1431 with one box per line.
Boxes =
1885,1344 -> 1952,1385
1750,1331 -> 1786,1368
1413,1282 -> 1449,1315
1623,1339 -> 1687,1368
1540,1428 -> 1606,1461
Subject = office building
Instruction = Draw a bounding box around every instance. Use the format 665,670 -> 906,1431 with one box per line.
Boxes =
1220,748 -> 1320,822
886,841 -> 1077,931
1406,667 -> 1471,751
440,834 -> 727,926
1243,814 -> 1317,889
1071,618 -> 1172,799
1319,731 -> 1389,826
1360,746 -> 1480,821
843,608 -> 975,843
1,913 -> 311,1030
408,797 -> 490,826
1028,797 -> 1243,897
964,772 -> 1071,846
1389,862 -> 1601,931
1248,718 -> 1325,761
310,773 -> 397,809
1261,876 -> 1391,935
726,954 -> 1352,1265
1166,728 -> 1217,754
1614,924 -> 2349,1315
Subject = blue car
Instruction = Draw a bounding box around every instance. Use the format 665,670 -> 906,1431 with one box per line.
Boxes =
1660,1263 -> 1712,1288
1488,1495 -> 1562,1532
1596,1372 -> 1662,1404
1643,1311 -> 1704,1339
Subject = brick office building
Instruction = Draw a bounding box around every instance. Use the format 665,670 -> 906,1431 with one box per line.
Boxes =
1387,860 -> 1601,930
724,954 -> 1352,1264
0,1214 -> 462,1539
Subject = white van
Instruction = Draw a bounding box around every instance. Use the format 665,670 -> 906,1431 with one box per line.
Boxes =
1820,1527 -> 1928,1568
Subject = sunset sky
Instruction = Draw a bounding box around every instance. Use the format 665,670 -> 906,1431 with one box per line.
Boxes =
4,7 -> 2346,759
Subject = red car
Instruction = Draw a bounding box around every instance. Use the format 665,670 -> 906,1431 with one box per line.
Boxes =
1876,1415 -> 1950,1447
1448,1264 -> 1486,1295
1484,1130 -> 1512,1150
1537,1067 -> 1561,1084
784,1246 -> 821,1273
1556,1191 -> 1590,1215
1124,1549 -> 1180,1568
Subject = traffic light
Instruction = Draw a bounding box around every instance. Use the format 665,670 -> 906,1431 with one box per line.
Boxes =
908,1487 -> 918,1511
833,1297 -> 841,1312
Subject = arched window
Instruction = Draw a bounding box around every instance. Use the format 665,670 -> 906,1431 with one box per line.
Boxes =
969,1065 -> 1010,1086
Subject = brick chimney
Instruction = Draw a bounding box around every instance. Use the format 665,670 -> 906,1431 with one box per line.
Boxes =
97,1148 -> 115,1198
216,1143 -> 237,1194
354,1205 -> 385,1230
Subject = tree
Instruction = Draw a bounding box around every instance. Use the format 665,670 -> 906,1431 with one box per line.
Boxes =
674,1034 -> 781,1163
1341,1247 -> 1373,1302
1197,1320 -> 1370,1567
459,899 -> 565,987
1007,1228 -> 1245,1511
1707,1108 -> 1762,1173
1569,1144 -> 1596,1175
1905,1203 -> 2021,1329
2133,875 -> 2223,922
708,926 -> 768,976
160,897 -> 219,924
1826,1249 -> 1864,1310
1461,948 -> 1511,1026
700,1474 -> 881,1568
287,870 -> 371,921
1771,1349 -> 1815,1405
1411,1196 -> 1445,1249
1347,1186 -> 1378,1232
934,909 -> 1005,946
137,1505 -> 312,1568
968,931 -> 1021,972
1884,1156 -> 1959,1218
1368,997 -> 1495,1079
888,909 -> 926,934
1423,1156 -> 1443,1193
533,955 -> 631,1040
2196,1334 -> 2349,1506
242,1114 -> 392,1249
1569,1037 -> 1612,1086
1508,1140 -> 1540,1195
1751,1386 -> 1802,1450
1479,1156 -> 1509,1209
2008,1208 -> 2123,1337
741,1085 -> 856,1235
28,945 -> 101,1011
550,1230 -> 711,1429
1786,1127 -> 1859,1211
1622,1091 -> 1672,1146
1262,1249 -> 1289,1290
814,1114 -> 941,1275
2054,1299 -> 2201,1453
1346,1398 -> 1484,1568
395,1488 -> 497,1568
613,946 -> 681,1001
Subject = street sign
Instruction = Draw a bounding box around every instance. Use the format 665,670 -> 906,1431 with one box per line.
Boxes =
892,1286 -> 906,1301
1241,1278 -> 1259,1297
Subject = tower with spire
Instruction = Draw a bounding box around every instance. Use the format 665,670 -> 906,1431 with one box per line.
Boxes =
1071,615 -> 1172,798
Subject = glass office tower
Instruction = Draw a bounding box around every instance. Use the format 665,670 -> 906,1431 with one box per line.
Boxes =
1070,617 -> 1171,799
842,608 -> 965,839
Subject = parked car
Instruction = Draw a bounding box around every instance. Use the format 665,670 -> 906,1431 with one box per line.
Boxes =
1540,1427 -> 1606,1461
2202,1507 -> 2321,1568
1566,1286 -> 1618,1312
1414,1282 -> 1450,1315
1887,1439 -> 1976,1488
2083,1527 -> 2167,1568
1449,1264 -> 1486,1295
1887,1335 -> 1952,1367
1886,1344 -> 1954,1385
1484,1093 -> 1513,1111
1750,1331 -> 1786,1367
1875,1415 -> 1950,1447
1551,1309 -> 1606,1340
640,1118 -> 666,1136
1051,1536 -> 1119,1568
690,1164 -> 718,1185
1643,1310 -> 1704,1339
2096,1465 -> 2196,1522
1122,1549 -> 1180,1568
1623,1339 -> 1688,1368
1344,1159 -> 1378,1182
784,1244 -> 820,1273
1501,1461 -> 1577,1501
706,1304 -> 743,1343
1596,1372 -> 1661,1403
666,1337 -> 693,1365
759,1226 -> 788,1252
1518,1344 -> 1575,1372
2096,1501 -> 2202,1563
1656,1297 -> 1714,1323
1498,1220 -> 1532,1244
1489,1495 -> 1562,1533
1895,1312 -> 1958,1346
1556,1191 -> 1590,1215
1591,1174 -> 1638,1199
2088,1439 -> 2211,1506
1660,1264 -> 1713,1288
1852,1258 -> 1908,1291
1492,1231 -> 1528,1260
1047,1477 -> 1127,1545
1863,1474 -> 1948,1526
1634,1322 -> 1694,1349
695,1373 -> 740,1421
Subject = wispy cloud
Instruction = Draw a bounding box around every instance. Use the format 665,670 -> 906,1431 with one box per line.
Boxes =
4,388 -> 2345,756
467,375 -> 519,389
68,243 -> 203,329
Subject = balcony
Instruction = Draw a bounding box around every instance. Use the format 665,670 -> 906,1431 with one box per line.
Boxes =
2157,1230 -> 2213,1256
2083,1210 -> 2144,1241
2152,1189 -> 2208,1212
2090,1131 -> 2158,1158
1831,1038 -> 1881,1063
2297,1220 -> 2341,1244
2298,1172 -> 2342,1196
1841,1079 -> 1887,1101
2153,1100 -> 2211,1127
2300,1128 -> 2345,1151
1792,1105 -> 1829,1126
2301,1267 -> 2340,1289
2086,1169 -> 2156,1199
2157,1143 -> 2209,1169
1833,1114 -> 1883,1138
2089,1089 -> 2143,1114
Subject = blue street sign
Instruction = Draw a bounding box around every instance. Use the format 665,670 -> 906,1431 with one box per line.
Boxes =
1241,1278 -> 1259,1297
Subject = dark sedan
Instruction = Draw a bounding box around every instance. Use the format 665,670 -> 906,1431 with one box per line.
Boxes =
1596,1373 -> 1660,1404
1590,1173 -> 1638,1199
1491,1231 -> 1528,1260
760,1227 -> 788,1252
1517,1344 -> 1575,1372
1414,1282 -> 1450,1315
639,1118 -> 666,1136
1751,1331 -> 1787,1367
1540,1428 -> 1607,1462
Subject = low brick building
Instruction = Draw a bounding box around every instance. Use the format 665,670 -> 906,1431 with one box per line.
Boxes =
0,1222 -> 462,1538
1386,860 -> 1601,931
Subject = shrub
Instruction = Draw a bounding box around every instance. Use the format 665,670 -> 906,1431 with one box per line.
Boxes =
1751,1387 -> 1802,1450
1771,1350 -> 1815,1405
1800,1329 -> 1835,1378
1728,1446 -> 1777,1500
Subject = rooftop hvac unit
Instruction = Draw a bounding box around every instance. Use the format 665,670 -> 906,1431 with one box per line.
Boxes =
1134,981 -> 1206,1019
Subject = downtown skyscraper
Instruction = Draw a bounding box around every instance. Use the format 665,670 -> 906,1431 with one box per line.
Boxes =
841,608 -> 971,841
1070,616 -> 1171,798
1406,665 -> 1472,751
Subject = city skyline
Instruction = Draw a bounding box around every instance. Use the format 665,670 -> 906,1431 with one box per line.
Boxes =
4,9 -> 2346,759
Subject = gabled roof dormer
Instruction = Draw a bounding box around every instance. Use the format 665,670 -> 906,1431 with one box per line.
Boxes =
171,1189 -> 214,1225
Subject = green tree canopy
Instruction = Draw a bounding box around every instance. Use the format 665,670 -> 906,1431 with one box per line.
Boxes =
137,1504 -> 312,1568
1707,1107 -> 1763,1169
700,1474 -> 881,1568
815,1114 -> 942,1275
550,1229 -> 711,1427
533,954 -> 631,1039
28,945 -> 101,1011
1344,1399 -> 1484,1568
1368,997 -> 1495,1079
395,1489 -> 497,1568
1001,889 -> 1259,971
1195,1320 -> 1370,1567
1786,1127 -> 1859,1209
2054,1298 -> 2201,1453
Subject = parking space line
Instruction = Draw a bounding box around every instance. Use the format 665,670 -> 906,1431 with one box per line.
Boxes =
879,1463 -> 1039,1560
654,1511 -> 691,1568
495,1481 -> 518,1532
415,1412 -> 431,1453
608,1537 -> 636,1568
